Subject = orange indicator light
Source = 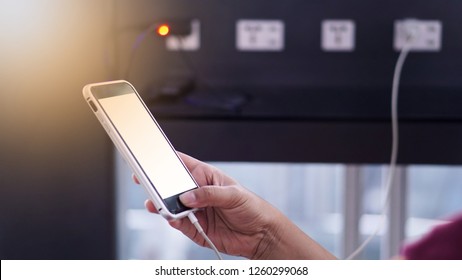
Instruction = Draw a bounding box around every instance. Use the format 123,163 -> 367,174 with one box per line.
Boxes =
157,24 -> 170,36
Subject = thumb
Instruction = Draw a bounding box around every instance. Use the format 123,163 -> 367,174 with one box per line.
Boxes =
179,185 -> 244,209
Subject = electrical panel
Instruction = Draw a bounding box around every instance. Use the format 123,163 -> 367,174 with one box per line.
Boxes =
117,0 -> 462,121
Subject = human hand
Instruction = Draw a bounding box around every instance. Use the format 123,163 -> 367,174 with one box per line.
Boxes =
135,152 -> 282,259
136,152 -> 336,260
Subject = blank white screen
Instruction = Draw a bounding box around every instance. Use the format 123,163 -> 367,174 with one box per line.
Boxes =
99,92 -> 197,198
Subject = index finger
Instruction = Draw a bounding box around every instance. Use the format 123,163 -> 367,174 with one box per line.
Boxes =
177,152 -> 203,171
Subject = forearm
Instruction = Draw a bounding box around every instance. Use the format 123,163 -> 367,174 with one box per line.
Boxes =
277,221 -> 336,260
255,210 -> 337,260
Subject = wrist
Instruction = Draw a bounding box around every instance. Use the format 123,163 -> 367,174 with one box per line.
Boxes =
250,207 -> 293,260
253,209 -> 336,260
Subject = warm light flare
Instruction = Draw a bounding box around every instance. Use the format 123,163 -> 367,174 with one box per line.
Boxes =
157,24 -> 170,36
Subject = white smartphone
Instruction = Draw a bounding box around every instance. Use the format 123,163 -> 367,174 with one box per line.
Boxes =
83,80 -> 199,220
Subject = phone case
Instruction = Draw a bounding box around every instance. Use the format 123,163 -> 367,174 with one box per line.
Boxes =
83,80 -> 197,220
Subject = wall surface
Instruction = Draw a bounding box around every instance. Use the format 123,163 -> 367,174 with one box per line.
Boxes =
0,0 -> 116,259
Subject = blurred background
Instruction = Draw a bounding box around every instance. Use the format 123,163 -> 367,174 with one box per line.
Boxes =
1,0 -> 462,259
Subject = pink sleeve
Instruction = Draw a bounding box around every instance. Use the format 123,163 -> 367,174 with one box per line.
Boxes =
401,213 -> 462,260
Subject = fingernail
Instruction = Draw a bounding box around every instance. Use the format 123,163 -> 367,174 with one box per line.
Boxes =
179,191 -> 196,205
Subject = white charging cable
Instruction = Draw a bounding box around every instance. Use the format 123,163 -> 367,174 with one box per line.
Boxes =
188,212 -> 223,260
346,21 -> 418,260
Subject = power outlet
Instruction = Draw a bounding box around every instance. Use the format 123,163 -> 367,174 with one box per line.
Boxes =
394,19 -> 442,51
166,19 -> 200,51
236,19 -> 284,51
321,20 -> 356,52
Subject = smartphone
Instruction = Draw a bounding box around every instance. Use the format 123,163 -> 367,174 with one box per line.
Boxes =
83,80 -> 198,220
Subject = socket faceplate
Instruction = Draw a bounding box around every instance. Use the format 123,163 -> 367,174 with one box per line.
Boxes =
166,20 -> 200,51
236,20 -> 284,51
394,20 -> 442,51
321,20 -> 356,52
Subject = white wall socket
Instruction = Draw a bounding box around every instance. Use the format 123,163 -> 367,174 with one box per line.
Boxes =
321,20 -> 356,52
236,19 -> 285,51
394,19 -> 442,51
166,19 -> 200,51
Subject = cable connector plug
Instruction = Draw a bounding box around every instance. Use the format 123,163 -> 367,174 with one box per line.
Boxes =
401,19 -> 422,43
394,19 -> 422,51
